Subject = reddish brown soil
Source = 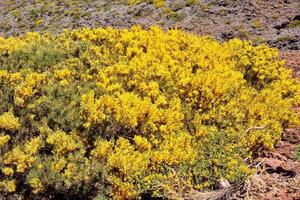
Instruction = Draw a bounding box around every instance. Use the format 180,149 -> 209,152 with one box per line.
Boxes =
280,50 -> 300,78
246,131 -> 300,200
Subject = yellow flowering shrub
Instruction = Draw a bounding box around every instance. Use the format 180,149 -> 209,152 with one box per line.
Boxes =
0,26 -> 299,199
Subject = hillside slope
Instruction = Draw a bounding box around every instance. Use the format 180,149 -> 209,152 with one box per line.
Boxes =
0,0 -> 299,49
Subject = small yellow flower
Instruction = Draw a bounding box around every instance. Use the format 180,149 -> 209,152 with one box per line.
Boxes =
29,178 -> 43,194
134,136 -> 151,151
6,180 -> 16,192
37,163 -> 43,170
0,133 -> 10,147
59,79 -> 69,86
0,111 -> 20,131
51,158 -> 67,172
91,139 -> 113,159
2,167 -> 14,176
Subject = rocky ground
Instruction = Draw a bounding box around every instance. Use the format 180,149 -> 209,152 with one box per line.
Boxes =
243,128 -> 300,200
0,0 -> 299,199
0,0 -> 299,49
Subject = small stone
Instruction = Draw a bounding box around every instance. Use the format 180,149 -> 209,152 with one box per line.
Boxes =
217,178 -> 230,189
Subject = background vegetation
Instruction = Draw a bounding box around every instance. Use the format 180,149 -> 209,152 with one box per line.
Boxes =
1,0 -> 299,50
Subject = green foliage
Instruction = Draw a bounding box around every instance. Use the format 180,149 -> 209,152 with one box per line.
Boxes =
187,0 -> 198,6
288,19 -> 300,28
251,18 -> 262,29
296,145 -> 300,161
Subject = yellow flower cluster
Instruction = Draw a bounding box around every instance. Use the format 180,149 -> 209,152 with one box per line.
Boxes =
3,137 -> 43,173
153,0 -> 165,7
46,130 -> 78,155
14,72 -> 47,105
0,111 -> 20,132
134,135 -> 152,151
0,70 -> 22,84
0,180 -> 16,193
1,167 -> 14,176
0,26 -> 299,199
91,139 -> 113,160
107,138 -> 151,199
0,133 -> 10,147
152,132 -> 196,166
29,178 -> 43,194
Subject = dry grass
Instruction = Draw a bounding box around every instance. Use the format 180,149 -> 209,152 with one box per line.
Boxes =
155,169 -> 241,200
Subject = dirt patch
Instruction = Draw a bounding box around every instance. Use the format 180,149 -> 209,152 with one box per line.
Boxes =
280,50 -> 300,78
244,173 -> 300,200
